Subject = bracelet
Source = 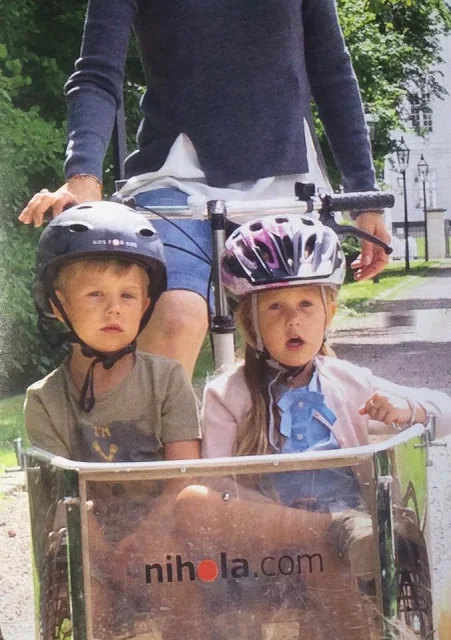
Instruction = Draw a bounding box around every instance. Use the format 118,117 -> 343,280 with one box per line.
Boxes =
392,397 -> 417,432
403,396 -> 417,427
68,173 -> 103,191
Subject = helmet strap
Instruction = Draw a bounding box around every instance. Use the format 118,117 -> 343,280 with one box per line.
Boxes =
251,295 -> 265,353
79,342 -> 137,413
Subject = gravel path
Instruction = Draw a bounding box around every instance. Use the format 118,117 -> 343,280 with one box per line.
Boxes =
0,491 -> 35,640
0,265 -> 450,639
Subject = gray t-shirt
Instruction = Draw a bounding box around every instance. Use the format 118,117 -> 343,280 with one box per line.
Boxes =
25,352 -> 200,462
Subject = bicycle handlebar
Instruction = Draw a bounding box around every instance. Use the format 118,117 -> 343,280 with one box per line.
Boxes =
321,191 -> 395,214
125,186 -> 395,255
314,191 -> 394,255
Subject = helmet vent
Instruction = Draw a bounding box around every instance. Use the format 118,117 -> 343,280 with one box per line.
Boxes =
255,241 -> 271,262
282,236 -> 294,264
275,217 -> 288,224
76,205 -> 93,210
249,222 -> 263,232
301,218 -> 315,226
69,223 -> 90,233
138,228 -> 154,237
304,234 -> 317,258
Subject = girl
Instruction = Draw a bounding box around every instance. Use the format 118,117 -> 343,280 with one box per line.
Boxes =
176,215 -> 451,639
203,215 -> 451,460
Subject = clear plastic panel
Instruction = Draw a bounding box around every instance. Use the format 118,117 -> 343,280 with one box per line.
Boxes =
26,427 -> 436,640
81,466 -> 381,640
27,456 -> 73,640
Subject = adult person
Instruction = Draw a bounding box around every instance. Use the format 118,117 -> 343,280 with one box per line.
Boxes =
19,0 -> 391,378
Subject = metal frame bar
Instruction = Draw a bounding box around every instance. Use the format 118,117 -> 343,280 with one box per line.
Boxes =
64,469 -> 88,639
374,450 -> 398,639
26,425 -> 425,480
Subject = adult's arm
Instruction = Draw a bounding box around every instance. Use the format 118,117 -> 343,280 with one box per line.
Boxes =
64,0 -> 138,181
303,0 -> 376,194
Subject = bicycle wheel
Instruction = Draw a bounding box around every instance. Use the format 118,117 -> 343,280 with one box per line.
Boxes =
40,528 -> 72,640
396,529 -> 434,639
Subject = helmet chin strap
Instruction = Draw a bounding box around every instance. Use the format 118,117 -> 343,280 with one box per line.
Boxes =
48,289 -> 138,412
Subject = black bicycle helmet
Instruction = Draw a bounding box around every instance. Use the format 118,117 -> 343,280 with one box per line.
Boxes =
34,201 -> 166,323
33,201 -> 167,412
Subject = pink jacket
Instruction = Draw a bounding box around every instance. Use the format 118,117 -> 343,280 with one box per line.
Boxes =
201,356 -> 451,458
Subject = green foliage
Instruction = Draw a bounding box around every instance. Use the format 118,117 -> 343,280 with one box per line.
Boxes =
340,235 -> 362,282
0,72 -> 66,395
0,394 -> 28,452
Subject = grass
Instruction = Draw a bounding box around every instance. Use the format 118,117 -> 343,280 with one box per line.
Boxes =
339,260 -> 437,314
0,394 -> 28,471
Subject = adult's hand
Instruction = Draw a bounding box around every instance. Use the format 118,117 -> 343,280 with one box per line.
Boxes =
351,211 -> 391,281
18,176 -> 102,227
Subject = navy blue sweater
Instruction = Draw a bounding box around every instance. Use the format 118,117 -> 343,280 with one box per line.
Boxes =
65,0 -> 377,190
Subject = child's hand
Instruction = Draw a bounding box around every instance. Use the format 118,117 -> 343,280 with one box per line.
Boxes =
359,392 -> 425,426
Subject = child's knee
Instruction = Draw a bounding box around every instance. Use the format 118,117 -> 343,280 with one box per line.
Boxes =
176,484 -> 211,520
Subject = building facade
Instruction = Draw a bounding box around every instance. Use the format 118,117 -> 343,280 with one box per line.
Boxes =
384,36 -> 451,228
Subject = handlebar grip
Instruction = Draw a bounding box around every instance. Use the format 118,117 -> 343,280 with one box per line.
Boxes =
323,192 -> 395,212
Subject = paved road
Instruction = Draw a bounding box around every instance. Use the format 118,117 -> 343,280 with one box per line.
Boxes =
333,265 -> 451,391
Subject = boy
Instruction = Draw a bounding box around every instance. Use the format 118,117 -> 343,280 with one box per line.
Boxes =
25,200 -> 200,462
25,201 -> 201,639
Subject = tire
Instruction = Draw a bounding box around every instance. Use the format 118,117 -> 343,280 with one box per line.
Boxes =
40,528 -> 72,640
396,528 -> 434,639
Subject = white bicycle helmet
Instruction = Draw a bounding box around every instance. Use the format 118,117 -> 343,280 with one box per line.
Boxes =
221,215 -> 346,301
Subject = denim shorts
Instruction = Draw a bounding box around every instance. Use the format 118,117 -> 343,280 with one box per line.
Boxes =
133,189 -> 213,301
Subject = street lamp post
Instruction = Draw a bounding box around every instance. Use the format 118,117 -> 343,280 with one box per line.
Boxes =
417,154 -> 429,262
395,137 -> 411,272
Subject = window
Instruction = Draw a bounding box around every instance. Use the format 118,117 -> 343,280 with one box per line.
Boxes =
410,92 -> 433,133
414,170 -> 437,209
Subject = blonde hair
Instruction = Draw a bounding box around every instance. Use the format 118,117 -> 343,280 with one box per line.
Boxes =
54,258 -> 149,295
234,286 -> 338,457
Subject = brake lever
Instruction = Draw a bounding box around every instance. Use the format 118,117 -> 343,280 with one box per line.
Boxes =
321,214 -> 392,256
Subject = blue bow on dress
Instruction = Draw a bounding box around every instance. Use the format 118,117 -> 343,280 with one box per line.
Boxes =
277,388 -> 336,442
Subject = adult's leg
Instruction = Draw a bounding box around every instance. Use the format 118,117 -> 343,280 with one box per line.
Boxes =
138,290 -> 208,379
131,190 -> 213,379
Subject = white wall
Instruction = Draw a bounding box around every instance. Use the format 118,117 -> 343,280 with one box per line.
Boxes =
384,35 -> 451,224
